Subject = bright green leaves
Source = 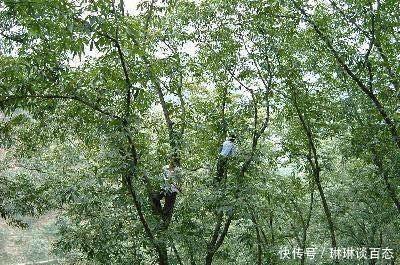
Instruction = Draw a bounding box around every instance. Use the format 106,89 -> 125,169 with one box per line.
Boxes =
0,0 -> 399,264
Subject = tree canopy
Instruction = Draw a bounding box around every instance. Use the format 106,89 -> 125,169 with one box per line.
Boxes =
0,0 -> 399,264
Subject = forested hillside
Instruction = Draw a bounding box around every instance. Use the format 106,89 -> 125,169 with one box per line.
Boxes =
0,0 -> 399,264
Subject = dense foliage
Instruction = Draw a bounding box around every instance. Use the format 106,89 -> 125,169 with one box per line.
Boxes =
0,0 -> 399,264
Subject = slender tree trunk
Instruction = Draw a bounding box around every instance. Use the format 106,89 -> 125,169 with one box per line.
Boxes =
267,194 -> 275,245
301,190 -> 314,265
314,172 -> 337,248
250,212 -> 264,265
187,242 -> 197,265
172,240 -> 184,265
255,226 -> 263,265
382,173 -> 400,213
346,91 -> 400,214
291,91 -> 338,264
371,149 -> 400,213
296,5 -> 400,150
205,213 -> 233,265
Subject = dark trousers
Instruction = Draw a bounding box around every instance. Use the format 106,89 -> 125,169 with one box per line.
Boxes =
216,156 -> 228,182
151,191 -> 177,224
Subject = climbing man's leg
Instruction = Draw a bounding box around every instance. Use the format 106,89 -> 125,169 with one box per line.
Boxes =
163,192 -> 177,225
216,156 -> 227,182
150,192 -> 164,216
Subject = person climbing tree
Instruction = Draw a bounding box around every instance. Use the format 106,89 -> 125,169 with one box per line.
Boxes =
151,159 -> 182,226
216,134 -> 236,182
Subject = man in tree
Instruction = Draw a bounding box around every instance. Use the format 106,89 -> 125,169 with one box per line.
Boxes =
216,135 -> 236,182
151,159 -> 182,225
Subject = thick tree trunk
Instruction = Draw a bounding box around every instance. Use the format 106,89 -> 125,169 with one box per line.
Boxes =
157,242 -> 169,265
205,252 -> 214,265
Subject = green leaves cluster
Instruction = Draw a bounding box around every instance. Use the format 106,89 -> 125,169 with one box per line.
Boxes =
0,0 -> 399,264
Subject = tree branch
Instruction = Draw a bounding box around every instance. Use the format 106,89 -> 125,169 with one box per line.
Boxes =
0,94 -> 121,119
295,3 -> 400,149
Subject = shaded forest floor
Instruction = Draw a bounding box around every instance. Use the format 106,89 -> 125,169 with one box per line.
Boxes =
0,213 -> 58,265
